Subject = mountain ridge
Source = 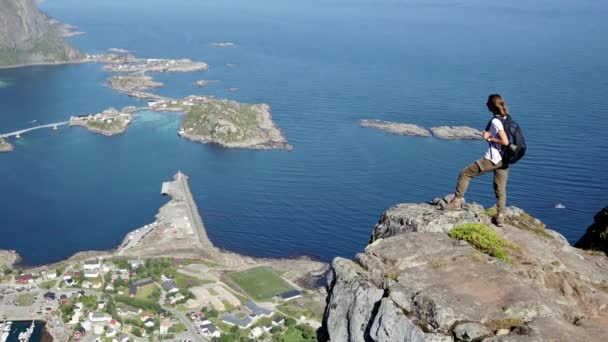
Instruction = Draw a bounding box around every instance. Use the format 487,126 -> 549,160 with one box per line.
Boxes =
0,0 -> 80,67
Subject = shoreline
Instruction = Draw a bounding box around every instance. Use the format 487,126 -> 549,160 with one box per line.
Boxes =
2,171 -> 326,271
0,59 -> 90,70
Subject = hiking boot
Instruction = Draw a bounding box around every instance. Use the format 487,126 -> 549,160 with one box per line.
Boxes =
444,197 -> 465,210
493,213 -> 505,227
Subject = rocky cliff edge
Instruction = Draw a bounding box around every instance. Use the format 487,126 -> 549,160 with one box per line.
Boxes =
321,198 -> 608,342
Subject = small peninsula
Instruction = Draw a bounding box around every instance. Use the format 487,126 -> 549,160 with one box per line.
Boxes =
179,98 -> 292,150
359,119 -> 431,137
0,138 -> 14,152
69,107 -> 134,136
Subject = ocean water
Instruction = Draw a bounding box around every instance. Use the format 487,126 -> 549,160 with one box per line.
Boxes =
3,321 -> 43,342
1,0 -> 607,265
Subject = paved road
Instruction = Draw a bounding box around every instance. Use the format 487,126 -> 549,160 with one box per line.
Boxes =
163,306 -> 209,342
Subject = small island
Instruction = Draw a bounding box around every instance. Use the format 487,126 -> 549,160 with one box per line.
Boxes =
107,47 -> 133,54
107,75 -> 163,95
430,126 -> 482,140
361,119 -> 484,140
359,119 -> 431,137
0,138 -> 14,152
69,107 -> 134,136
209,42 -> 237,48
194,79 -> 220,87
179,98 -> 292,150
102,57 -> 208,73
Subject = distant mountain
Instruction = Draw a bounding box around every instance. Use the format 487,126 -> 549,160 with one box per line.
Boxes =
0,0 -> 80,67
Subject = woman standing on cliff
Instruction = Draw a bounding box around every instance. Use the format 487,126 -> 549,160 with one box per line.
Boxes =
445,94 -> 510,226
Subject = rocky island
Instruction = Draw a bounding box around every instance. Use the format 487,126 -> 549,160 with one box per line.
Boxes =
107,75 -> 164,95
320,197 -> 608,342
359,119 -> 431,137
195,79 -> 221,87
179,98 -> 292,150
102,57 -> 208,73
0,138 -> 14,152
0,0 -> 81,68
209,42 -> 237,48
431,125 -> 483,140
69,107 -> 134,136
361,119 -> 483,140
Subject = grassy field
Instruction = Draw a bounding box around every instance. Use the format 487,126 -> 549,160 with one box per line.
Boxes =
135,284 -> 157,299
174,273 -> 205,288
225,266 -> 294,301
276,292 -> 325,322
17,293 -> 36,306
40,280 -> 57,290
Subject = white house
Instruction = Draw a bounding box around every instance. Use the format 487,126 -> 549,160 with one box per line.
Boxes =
89,311 -> 112,323
83,259 -> 101,270
46,272 -> 57,280
84,270 -> 99,278
200,323 -> 221,338
250,326 -> 264,339
129,259 -> 144,269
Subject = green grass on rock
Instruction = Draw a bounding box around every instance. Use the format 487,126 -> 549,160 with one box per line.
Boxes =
448,223 -> 520,263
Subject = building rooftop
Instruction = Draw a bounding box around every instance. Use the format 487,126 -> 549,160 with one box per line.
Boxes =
245,301 -> 272,317
278,289 -> 302,300
221,314 -> 253,328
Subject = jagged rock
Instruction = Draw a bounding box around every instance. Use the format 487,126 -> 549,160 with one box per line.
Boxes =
453,322 -> 492,341
430,126 -> 483,140
370,200 -> 486,242
321,201 -> 608,342
575,207 -> 608,255
360,119 -> 431,137
370,298 -> 453,342
324,258 -> 385,342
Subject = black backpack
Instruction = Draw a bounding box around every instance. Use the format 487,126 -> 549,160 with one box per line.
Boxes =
486,115 -> 527,165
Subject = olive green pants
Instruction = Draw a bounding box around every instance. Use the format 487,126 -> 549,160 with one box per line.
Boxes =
455,158 -> 509,213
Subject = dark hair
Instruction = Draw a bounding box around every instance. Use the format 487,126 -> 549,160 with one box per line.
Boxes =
486,94 -> 506,114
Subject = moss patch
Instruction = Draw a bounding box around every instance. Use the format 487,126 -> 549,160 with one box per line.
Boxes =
506,212 -> 553,239
484,207 -> 497,217
485,318 -> 525,331
448,223 -> 520,263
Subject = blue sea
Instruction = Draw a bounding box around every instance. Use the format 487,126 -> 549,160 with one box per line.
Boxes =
1,0 -> 607,265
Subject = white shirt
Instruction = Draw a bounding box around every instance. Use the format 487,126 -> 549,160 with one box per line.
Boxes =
484,117 -> 505,165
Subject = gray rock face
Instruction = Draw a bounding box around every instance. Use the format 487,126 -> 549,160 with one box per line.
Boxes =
453,322 -> 492,341
371,201 -> 486,241
321,201 -> 608,342
360,119 -> 431,137
0,0 -> 80,67
430,126 -> 483,140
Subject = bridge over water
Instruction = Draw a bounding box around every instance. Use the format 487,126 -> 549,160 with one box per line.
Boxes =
0,121 -> 70,139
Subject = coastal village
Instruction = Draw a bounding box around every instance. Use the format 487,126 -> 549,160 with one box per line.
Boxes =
0,256 -> 320,342
0,172 -> 326,342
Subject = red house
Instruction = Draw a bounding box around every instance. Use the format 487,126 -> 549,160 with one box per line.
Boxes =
15,274 -> 33,284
